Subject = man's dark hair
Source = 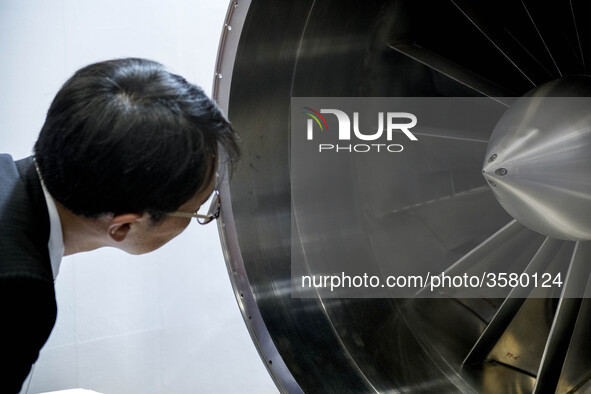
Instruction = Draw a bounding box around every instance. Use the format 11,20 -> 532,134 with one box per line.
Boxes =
34,58 -> 239,221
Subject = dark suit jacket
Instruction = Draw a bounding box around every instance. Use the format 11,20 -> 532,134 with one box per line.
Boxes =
0,154 -> 57,393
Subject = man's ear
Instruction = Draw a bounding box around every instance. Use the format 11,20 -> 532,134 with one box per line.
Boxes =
107,214 -> 143,243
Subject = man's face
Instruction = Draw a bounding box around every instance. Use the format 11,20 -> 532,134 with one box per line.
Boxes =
122,174 -> 217,255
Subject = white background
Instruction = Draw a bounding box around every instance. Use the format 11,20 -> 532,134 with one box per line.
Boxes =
0,1 -> 278,393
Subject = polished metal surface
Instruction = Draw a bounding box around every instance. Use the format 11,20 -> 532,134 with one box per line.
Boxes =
483,77 -> 591,241
213,1 -> 591,393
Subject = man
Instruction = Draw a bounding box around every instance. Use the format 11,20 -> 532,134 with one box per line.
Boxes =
0,58 -> 239,392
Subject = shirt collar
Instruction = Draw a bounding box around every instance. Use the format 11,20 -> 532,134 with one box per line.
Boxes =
34,160 -> 64,280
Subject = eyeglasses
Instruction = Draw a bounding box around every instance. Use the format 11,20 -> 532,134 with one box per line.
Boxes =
167,190 -> 221,225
